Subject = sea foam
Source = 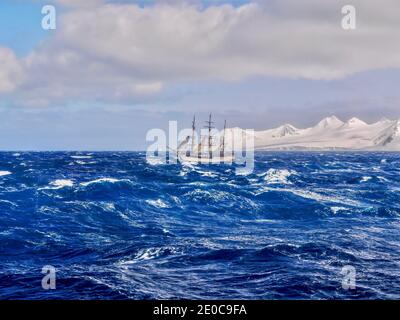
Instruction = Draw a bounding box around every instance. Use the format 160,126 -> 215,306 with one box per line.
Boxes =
0,171 -> 12,177
263,169 -> 296,184
39,179 -> 74,190
80,178 -> 128,187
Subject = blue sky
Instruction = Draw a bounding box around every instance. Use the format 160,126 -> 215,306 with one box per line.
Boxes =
0,0 -> 400,150
0,0 -> 50,56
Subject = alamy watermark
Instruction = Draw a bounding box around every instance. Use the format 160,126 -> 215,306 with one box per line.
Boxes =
342,5 -> 356,30
41,5 -> 56,30
341,265 -> 356,290
41,265 -> 56,290
39,4 -> 355,31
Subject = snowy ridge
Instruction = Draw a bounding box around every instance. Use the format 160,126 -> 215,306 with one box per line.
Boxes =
224,116 -> 400,151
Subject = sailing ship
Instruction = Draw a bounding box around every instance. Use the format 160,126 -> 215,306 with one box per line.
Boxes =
177,114 -> 235,164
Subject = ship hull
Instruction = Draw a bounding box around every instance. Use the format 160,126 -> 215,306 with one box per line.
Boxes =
178,153 -> 234,164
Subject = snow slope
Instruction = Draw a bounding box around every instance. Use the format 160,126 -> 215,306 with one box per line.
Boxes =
224,116 -> 400,151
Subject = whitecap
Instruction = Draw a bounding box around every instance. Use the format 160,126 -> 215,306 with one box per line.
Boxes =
0,171 -> 12,177
240,219 -> 275,223
80,178 -> 125,187
146,199 -> 170,209
236,167 -> 254,176
51,179 -> 74,188
118,247 -> 180,265
288,189 -> 361,207
330,206 -> 348,214
184,189 -> 230,202
312,168 -> 354,174
12,153 -> 21,157
146,157 -> 166,165
0,199 -> 16,206
179,164 -> 196,176
263,168 -> 296,184
179,170 -> 188,177
360,176 -> 372,183
134,248 -> 163,261
71,155 -> 92,159
257,187 -> 362,207
200,171 -> 218,178
171,196 -> 182,205
39,179 -> 74,190
100,202 -> 116,212
187,181 -> 208,187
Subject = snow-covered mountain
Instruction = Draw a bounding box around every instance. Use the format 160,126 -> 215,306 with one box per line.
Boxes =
224,116 -> 400,151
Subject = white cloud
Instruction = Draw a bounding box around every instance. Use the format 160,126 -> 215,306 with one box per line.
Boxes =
4,0 -> 400,106
133,82 -> 164,95
54,0 -> 104,7
0,47 -> 23,93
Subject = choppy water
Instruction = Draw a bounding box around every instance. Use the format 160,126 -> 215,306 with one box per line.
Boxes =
1,152 -> 400,299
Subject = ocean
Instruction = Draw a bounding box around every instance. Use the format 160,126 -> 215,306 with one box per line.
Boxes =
0,151 -> 399,299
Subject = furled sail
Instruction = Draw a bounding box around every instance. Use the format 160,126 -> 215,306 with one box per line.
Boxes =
192,136 -> 207,154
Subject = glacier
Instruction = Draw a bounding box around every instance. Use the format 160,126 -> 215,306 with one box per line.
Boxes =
225,116 -> 400,151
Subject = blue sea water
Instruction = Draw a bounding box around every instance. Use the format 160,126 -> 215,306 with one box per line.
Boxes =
0,151 -> 400,300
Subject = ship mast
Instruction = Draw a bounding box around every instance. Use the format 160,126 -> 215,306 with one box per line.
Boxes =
221,120 -> 226,157
198,138 -> 202,159
191,115 -> 196,156
204,113 -> 214,159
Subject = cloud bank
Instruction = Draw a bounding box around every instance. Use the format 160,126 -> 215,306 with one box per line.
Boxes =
2,0 -> 400,107
0,48 -> 23,93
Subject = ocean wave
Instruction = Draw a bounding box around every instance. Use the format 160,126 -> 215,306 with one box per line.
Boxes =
0,199 -> 17,207
183,189 -> 234,203
360,176 -> 372,183
235,167 -> 254,176
312,168 -> 355,174
146,157 -> 166,165
330,206 -> 349,214
199,170 -> 218,178
240,219 -> 276,223
287,189 -> 362,207
80,178 -> 130,187
0,171 -> 12,177
97,202 -> 116,212
145,199 -> 170,209
1,152 -> 400,300
75,160 -> 87,165
257,186 -> 362,207
71,155 -> 92,159
378,176 -> 389,182
51,179 -> 74,188
262,169 -> 296,184
38,179 -> 74,190
118,247 -> 181,265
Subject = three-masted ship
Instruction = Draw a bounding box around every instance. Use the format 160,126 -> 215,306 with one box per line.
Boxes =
177,114 -> 235,164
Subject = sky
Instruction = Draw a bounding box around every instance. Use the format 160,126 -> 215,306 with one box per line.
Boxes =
0,0 -> 400,150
